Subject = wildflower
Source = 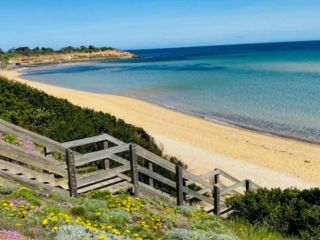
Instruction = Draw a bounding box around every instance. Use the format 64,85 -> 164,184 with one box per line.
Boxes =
42,219 -> 49,226
62,202 -> 73,209
97,235 -> 108,240
52,226 -> 59,231
112,229 -> 120,235
106,225 -> 112,230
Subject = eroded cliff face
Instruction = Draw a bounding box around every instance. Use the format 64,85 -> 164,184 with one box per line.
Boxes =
7,49 -> 137,66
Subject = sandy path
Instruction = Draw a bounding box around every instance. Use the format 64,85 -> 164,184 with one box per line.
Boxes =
1,69 -> 319,189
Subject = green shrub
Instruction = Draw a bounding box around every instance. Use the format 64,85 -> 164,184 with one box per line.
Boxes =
12,187 -> 41,206
70,207 -> 86,216
0,77 -> 161,155
226,188 -> 320,239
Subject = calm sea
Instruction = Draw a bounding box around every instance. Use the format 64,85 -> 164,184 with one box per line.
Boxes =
22,41 -> 320,143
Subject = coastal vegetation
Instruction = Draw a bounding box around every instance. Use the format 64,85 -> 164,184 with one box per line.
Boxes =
0,45 -> 135,66
0,76 -> 160,155
227,188 -> 320,240
0,184 -> 294,240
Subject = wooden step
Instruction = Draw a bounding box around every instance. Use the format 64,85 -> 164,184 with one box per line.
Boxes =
77,177 -> 128,193
108,181 -> 132,194
0,169 -> 67,195
0,160 -> 68,188
77,165 -> 130,188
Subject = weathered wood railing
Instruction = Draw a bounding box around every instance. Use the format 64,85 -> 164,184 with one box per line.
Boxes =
0,120 -> 69,194
211,169 -> 261,215
0,119 -> 260,215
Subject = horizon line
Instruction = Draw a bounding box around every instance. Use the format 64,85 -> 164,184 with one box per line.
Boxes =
127,39 -> 320,51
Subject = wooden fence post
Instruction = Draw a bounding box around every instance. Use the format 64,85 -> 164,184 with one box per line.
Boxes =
43,147 -> 50,157
213,185 -> 221,215
129,144 -> 139,195
176,165 -> 184,206
148,161 -> 154,187
101,140 -> 110,169
66,149 -> 77,197
183,178 -> 187,202
214,168 -> 220,184
245,179 -> 251,192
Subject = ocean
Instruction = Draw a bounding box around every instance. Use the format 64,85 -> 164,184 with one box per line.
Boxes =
22,41 -> 320,143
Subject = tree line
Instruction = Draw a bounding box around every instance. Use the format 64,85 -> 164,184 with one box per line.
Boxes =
0,45 -> 116,56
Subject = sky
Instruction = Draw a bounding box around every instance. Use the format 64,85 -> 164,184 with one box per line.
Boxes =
1,0 -> 320,50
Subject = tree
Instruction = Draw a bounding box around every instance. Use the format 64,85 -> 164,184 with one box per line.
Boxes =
15,47 -> 31,54
31,47 -> 41,54
8,48 -> 16,53
59,46 -> 76,53
100,47 -> 113,51
41,47 -> 54,53
88,45 -> 98,52
0,48 -> 4,55
80,46 -> 88,52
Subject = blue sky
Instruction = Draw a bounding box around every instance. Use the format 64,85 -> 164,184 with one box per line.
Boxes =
1,0 -> 320,50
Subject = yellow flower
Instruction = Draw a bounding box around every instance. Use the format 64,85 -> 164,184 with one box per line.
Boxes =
52,226 -> 59,231
42,219 -> 49,226
15,223 -> 22,227
112,229 -> 120,235
125,229 -> 131,234
97,235 -> 107,240
106,225 -> 112,230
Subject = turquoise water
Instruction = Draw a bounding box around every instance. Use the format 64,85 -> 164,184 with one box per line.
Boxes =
22,41 -> 320,143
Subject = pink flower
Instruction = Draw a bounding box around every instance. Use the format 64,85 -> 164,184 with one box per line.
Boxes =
0,230 -> 26,240
62,202 -> 73,209
19,138 -> 34,152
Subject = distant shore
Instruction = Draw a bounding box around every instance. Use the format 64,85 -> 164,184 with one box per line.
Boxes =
1,69 -> 319,189
4,49 -> 137,68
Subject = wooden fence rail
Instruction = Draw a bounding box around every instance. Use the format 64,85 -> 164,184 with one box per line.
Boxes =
0,119 -> 260,215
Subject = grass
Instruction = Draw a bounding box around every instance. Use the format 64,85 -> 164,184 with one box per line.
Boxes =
0,184 -> 295,240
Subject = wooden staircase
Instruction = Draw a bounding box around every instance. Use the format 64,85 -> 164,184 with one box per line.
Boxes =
0,119 -> 260,215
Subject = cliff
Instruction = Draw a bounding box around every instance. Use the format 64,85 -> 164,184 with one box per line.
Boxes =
6,49 -> 136,66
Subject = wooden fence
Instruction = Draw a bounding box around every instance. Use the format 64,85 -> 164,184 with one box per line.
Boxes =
0,119 -> 260,215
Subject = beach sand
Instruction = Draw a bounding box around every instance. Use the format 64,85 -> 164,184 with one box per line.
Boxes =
1,69 -> 319,189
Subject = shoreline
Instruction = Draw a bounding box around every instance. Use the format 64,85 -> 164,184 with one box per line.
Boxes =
21,70 -> 320,147
19,65 -> 320,147
108,93 -> 320,147
7,55 -> 138,70
1,69 -> 319,189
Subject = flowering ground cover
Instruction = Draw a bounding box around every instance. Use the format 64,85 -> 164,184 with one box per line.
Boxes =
0,184 -> 294,240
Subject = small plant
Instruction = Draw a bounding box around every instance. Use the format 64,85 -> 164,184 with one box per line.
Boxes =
167,228 -> 238,240
70,206 -> 86,216
2,132 -> 20,146
55,224 -> 95,240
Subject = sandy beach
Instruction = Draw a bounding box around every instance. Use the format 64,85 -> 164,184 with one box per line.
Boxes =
1,69 -> 319,189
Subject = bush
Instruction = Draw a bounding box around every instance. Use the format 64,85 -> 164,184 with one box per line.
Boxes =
226,188 -> 320,239
70,207 -> 86,216
0,77 -> 161,155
